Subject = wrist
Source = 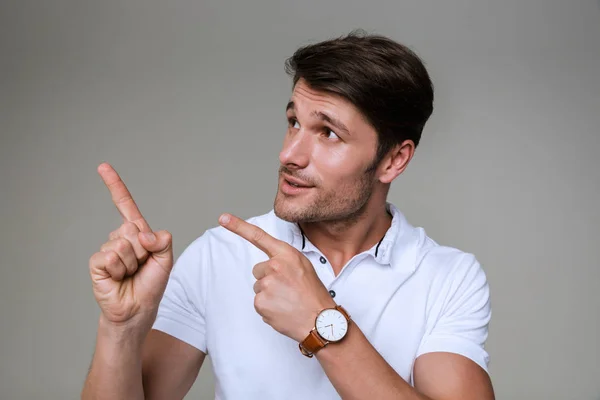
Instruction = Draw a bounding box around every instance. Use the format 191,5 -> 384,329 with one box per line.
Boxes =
296,297 -> 337,342
87,314 -> 147,399
298,302 -> 352,358
98,313 -> 151,348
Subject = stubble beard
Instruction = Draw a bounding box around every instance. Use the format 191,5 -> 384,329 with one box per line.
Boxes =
273,167 -> 377,226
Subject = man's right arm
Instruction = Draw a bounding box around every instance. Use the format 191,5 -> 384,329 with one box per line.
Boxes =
141,329 -> 205,399
82,163 -> 207,400
82,316 -> 205,400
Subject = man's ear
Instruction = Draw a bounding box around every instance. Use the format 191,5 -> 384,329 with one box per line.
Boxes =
377,140 -> 415,184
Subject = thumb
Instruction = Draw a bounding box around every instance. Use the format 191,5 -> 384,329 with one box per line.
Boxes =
138,230 -> 173,270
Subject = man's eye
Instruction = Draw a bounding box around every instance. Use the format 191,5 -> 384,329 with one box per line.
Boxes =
288,118 -> 300,129
325,129 -> 339,140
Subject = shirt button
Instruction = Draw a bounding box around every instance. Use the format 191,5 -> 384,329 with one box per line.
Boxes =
329,290 -> 336,298
319,256 -> 327,264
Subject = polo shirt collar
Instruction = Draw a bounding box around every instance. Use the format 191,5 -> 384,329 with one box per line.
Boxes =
375,203 -> 419,272
274,202 -> 419,272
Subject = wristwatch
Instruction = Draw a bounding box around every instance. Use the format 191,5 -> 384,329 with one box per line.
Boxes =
299,305 -> 351,358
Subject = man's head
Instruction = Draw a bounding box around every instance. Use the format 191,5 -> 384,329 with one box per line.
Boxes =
274,30 -> 434,223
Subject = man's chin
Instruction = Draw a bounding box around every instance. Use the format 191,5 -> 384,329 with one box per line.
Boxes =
274,199 -> 310,223
273,205 -> 301,223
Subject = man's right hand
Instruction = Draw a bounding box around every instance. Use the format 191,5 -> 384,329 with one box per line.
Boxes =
82,163 -> 204,400
89,162 -> 173,330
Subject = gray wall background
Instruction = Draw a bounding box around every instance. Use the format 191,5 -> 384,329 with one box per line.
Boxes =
1,0 -> 599,399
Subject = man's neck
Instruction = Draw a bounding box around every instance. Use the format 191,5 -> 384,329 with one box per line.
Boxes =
298,202 -> 392,275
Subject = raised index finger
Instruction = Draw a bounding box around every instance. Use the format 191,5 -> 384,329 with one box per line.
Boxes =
97,162 -> 151,232
219,213 -> 286,258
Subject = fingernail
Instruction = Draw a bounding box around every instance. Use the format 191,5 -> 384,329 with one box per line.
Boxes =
219,214 -> 230,225
143,232 -> 156,242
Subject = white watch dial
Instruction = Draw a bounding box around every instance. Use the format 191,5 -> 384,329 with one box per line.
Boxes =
316,309 -> 348,342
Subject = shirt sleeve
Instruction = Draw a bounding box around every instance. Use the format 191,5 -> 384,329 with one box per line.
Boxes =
151,233 -> 210,353
415,252 -> 492,374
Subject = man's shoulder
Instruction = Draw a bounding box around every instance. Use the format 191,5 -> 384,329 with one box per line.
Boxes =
387,203 -> 484,281
407,226 -> 486,286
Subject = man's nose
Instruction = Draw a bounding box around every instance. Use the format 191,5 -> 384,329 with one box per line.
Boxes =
279,130 -> 310,169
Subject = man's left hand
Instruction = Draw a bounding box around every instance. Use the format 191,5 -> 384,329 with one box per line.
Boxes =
219,213 -> 336,343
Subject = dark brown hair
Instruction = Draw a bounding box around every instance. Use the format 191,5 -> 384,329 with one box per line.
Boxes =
284,30 -> 434,166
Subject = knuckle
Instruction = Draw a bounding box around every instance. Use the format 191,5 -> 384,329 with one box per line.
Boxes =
105,251 -> 120,266
114,193 -> 132,207
252,228 -> 265,243
253,280 -> 260,293
131,218 -> 147,230
120,229 -> 144,255
115,238 -> 131,253
108,229 -> 120,240
122,221 -> 140,235
125,262 -> 138,275
89,252 -> 101,268
254,294 -> 265,313
260,277 -> 271,290
296,264 -> 307,276
269,260 -> 281,273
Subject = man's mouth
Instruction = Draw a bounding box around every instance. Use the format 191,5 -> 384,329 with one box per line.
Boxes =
280,174 -> 315,195
286,180 -> 308,188
282,174 -> 313,188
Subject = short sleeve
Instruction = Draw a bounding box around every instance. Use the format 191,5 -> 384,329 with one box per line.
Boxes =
415,253 -> 491,373
152,234 -> 210,353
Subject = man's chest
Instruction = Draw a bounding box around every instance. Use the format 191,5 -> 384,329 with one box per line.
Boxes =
203,257 -> 428,397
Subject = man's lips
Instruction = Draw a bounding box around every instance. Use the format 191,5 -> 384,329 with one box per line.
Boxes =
281,174 -> 314,188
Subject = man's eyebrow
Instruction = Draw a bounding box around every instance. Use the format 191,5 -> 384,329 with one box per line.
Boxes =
285,101 -> 351,136
311,111 -> 351,136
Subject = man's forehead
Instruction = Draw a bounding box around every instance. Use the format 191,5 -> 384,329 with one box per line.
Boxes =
288,89 -> 354,121
290,82 -> 342,106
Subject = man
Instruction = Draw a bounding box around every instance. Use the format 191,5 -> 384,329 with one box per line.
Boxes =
82,31 -> 494,399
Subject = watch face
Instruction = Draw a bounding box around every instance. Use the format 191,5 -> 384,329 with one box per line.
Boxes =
316,309 -> 348,342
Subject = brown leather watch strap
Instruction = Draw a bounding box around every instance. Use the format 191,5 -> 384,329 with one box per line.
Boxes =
336,305 -> 351,321
298,329 -> 326,358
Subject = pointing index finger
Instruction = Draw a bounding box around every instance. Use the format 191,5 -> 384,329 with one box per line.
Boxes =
219,214 -> 285,258
98,163 -> 152,232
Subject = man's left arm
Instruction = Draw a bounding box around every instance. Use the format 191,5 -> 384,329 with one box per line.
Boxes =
316,253 -> 495,400
314,316 -> 494,400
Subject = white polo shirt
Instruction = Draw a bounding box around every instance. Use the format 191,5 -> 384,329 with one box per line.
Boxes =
152,202 -> 491,400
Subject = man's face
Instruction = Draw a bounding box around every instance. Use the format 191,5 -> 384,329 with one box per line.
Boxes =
274,79 -> 380,223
